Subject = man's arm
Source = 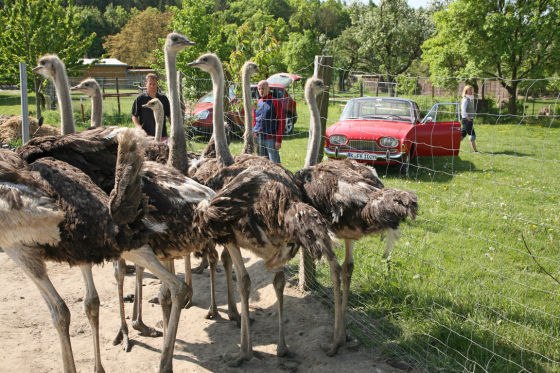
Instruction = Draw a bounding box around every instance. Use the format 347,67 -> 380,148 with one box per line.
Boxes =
131,98 -> 143,130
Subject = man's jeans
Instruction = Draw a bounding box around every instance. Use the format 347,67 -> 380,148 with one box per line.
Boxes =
256,134 -> 281,163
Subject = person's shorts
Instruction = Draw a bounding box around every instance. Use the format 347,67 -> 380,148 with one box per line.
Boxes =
461,119 -> 476,141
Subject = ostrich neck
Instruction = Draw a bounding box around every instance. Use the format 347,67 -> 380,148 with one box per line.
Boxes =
55,70 -> 75,135
165,49 -> 188,173
241,67 -> 254,155
154,110 -> 164,142
211,68 -> 234,166
90,91 -> 103,128
305,92 -> 321,167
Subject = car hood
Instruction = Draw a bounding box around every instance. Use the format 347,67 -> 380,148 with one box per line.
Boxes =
192,102 -> 213,114
327,119 -> 412,139
266,73 -> 302,88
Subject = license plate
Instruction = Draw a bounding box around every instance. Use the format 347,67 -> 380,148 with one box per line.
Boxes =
347,152 -> 377,161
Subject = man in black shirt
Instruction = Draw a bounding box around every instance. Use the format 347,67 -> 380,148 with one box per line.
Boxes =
131,73 -> 171,138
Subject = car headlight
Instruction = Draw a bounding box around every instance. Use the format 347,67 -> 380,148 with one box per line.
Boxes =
196,110 -> 210,120
379,137 -> 399,148
329,135 -> 347,145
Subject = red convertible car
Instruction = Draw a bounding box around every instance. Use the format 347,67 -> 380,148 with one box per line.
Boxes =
324,97 -> 462,175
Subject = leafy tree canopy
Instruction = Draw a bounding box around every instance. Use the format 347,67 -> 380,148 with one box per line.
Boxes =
422,0 -> 560,113
103,7 -> 171,67
0,0 -> 95,85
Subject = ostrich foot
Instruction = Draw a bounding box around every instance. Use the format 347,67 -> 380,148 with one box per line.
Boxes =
132,320 -> 163,337
191,262 -> 208,274
320,342 -> 341,357
112,328 -> 131,352
184,298 -> 193,309
205,306 -> 220,320
277,345 -> 295,358
228,311 -> 254,327
225,350 -> 261,367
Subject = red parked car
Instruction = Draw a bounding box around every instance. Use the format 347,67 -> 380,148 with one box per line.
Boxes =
324,97 -> 462,175
187,73 -> 300,136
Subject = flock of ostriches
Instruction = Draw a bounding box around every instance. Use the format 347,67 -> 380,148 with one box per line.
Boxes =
0,32 -> 417,373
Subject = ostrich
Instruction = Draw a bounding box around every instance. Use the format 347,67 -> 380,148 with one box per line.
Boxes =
70,78 -> 102,128
0,128 -> 157,373
241,61 -> 258,155
187,53 -> 343,366
33,54 -> 74,135
188,60 -> 259,275
294,77 -> 418,355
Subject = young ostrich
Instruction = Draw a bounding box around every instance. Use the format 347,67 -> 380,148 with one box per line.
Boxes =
0,128 -> 151,373
294,77 -> 418,355
188,53 -> 344,367
70,78 -> 102,128
31,55 -> 196,371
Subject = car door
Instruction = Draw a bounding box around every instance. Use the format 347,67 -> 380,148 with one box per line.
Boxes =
415,103 -> 462,156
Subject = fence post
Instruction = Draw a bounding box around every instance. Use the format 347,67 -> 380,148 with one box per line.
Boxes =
298,55 -> 333,291
115,77 -> 121,115
19,62 -> 30,144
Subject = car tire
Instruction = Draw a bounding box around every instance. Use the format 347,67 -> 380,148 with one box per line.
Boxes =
284,115 -> 295,135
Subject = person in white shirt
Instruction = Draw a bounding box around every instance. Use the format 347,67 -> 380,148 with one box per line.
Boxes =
460,85 -> 478,152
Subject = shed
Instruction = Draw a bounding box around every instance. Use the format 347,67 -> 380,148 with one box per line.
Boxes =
82,58 -> 128,78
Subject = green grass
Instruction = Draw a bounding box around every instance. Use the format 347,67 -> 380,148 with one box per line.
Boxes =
3,89 -> 560,371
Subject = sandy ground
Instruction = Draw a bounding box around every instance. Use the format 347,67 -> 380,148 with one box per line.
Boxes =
0,248 -> 405,372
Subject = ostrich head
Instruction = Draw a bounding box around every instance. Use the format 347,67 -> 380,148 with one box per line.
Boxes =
142,97 -> 164,114
243,61 -> 258,76
70,78 -> 100,97
187,53 -> 222,75
32,54 -> 65,79
305,77 -> 326,103
165,31 -> 195,54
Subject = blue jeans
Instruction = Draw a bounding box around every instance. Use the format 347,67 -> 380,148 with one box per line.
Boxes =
255,134 -> 281,163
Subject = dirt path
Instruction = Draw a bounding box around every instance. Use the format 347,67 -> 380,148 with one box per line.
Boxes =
0,248 -> 403,372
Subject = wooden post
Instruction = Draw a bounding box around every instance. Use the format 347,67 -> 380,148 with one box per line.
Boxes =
19,62 -> 30,144
298,55 -> 333,291
115,77 -> 121,115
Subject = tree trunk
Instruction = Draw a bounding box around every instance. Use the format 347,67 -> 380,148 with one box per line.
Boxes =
506,83 -> 518,115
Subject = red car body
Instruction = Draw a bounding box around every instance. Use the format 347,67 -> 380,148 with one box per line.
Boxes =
324,97 -> 462,174
188,73 -> 300,136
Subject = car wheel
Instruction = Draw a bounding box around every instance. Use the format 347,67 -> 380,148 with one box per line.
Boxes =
284,115 -> 295,135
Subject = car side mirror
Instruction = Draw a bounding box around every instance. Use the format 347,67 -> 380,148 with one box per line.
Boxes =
423,116 -> 433,123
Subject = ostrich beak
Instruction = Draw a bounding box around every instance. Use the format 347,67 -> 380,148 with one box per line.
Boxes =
70,85 -> 79,91
187,60 -> 201,67
32,65 -> 42,73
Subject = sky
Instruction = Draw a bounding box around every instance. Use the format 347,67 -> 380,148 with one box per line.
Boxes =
407,0 -> 431,8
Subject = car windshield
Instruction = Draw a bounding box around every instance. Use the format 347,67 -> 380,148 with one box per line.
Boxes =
198,85 -> 236,103
340,98 -> 413,122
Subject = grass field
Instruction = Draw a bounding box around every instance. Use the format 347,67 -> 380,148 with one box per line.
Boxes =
2,88 -> 559,371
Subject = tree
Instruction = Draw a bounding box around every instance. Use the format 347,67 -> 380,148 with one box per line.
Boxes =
104,7 -> 171,66
422,0 -> 560,114
0,0 -> 95,118
354,0 -> 431,94
77,4 -> 133,57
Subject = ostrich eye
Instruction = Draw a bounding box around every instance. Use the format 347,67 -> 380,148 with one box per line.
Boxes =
172,36 -> 178,42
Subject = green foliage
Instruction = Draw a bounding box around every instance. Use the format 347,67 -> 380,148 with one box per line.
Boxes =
0,0 -> 95,85
396,74 -> 419,96
103,8 -> 171,66
282,30 -> 320,77
76,4 -> 134,58
422,0 -> 560,114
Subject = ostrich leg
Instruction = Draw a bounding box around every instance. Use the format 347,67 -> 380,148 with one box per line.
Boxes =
112,259 -> 131,351
224,243 -> 253,367
273,269 -> 294,358
5,247 -> 76,373
183,255 -> 193,308
122,245 -> 190,373
220,249 -> 240,324
80,264 -> 105,373
205,244 -> 219,319
131,265 -> 162,337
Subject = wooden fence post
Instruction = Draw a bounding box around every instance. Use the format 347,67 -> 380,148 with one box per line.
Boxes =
115,77 -> 121,115
298,55 -> 333,291
19,62 -> 30,144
